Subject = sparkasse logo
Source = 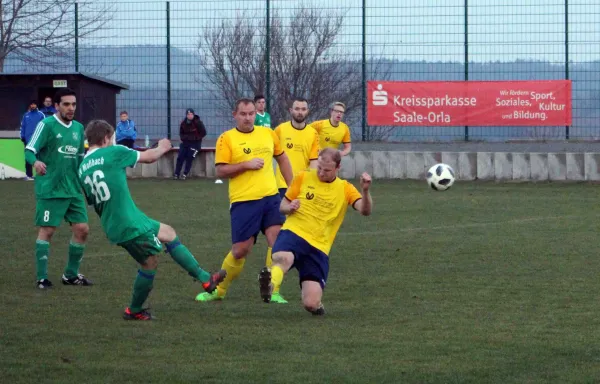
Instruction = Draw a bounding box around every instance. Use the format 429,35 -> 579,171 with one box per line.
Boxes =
372,84 -> 388,106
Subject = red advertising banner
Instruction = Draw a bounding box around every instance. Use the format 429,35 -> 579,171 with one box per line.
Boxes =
367,80 -> 572,126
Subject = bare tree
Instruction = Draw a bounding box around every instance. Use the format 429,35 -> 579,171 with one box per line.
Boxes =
0,1 -> 113,72
197,5 -> 390,137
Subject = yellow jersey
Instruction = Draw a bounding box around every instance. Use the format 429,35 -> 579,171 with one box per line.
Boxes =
311,119 -> 351,150
274,122 -> 320,189
215,126 -> 283,203
282,169 -> 362,255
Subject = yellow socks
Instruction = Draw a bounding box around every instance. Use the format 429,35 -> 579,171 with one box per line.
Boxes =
216,251 -> 246,297
271,265 -> 284,294
265,247 -> 273,267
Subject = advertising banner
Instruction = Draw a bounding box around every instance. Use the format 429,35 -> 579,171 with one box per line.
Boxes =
367,80 -> 572,126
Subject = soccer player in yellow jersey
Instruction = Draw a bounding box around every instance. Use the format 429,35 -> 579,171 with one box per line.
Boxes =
267,97 -> 319,303
311,101 -> 352,156
195,98 -> 294,302
274,97 -> 319,199
258,148 -> 373,315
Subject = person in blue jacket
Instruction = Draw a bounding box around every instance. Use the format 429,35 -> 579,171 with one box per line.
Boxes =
39,96 -> 57,117
20,100 -> 45,180
115,111 -> 137,148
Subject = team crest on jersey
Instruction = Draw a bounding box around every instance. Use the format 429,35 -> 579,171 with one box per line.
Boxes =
325,137 -> 330,142
305,192 -> 315,200
286,143 -> 294,149
243,148 -> 251,154
73,132 -> 79,140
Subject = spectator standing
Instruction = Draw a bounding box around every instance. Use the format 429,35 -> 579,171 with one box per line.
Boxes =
174,108 -> 206,180
254,94 -> 271,128
20,100 -> 45,180
39,97 -> 57,117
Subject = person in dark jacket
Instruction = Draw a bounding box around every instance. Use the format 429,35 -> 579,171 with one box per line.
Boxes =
174,108 -> 206,180
20,100 -> 45,180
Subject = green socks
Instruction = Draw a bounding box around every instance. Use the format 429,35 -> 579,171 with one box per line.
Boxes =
64,241 -> 85,278
35,240 -> 50,281
130,269 -> 156,313
165,236 -> 211,283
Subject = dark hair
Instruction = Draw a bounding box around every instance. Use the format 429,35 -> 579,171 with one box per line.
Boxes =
290,97 -> 309,107
235,98 -> 256,112
53,88 -> 77,105
318,147 -> 342,167
119,110 -> 128,115
254,94 -> 265,102
85,120 -> 115,146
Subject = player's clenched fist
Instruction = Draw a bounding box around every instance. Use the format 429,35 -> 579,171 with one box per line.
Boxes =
157,138 -> 172,150
360,172 -> 371,191
245,158 -> 264,170
289,199 -> 300,212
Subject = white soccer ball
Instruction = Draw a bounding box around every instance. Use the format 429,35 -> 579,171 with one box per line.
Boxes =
426,163 -> 455,191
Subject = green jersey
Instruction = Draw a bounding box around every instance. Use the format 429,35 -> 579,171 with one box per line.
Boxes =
255,112 -> 271,128
78,145 -> 152,244
25,115 -> 85,199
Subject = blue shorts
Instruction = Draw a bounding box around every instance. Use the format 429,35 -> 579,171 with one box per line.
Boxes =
272,229 -> 329,290
230,194 -> 283,244
278,188 -> 287,199
278,188 -> 287,222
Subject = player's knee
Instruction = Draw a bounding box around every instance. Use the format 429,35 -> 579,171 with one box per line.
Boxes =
72,223 -> 89,241
38,226 -> 56,241
272,252 -> 293,268
158,223 -> 176,243
142,255 -> 159,270
232,240 -> 253,259
303,297 -> 321,313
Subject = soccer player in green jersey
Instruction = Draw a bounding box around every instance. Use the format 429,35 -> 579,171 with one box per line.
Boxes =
254,94 -> 271,128
25,88 -> 92,289
79,119 -> 226,320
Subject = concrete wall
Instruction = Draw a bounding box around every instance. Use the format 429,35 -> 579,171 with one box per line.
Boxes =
128,148 -> 600,181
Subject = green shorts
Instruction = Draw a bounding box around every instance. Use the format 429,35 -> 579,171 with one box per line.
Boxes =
118,219 -> 162,264
35,196 -> 88,227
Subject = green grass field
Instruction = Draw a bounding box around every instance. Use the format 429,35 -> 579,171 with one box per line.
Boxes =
2,178 -> 600,383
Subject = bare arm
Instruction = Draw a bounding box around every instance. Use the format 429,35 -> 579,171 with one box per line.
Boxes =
275,152 -> 293,186
353,190 -> 372,216
340,143 -> 352,156
138,139 -> 172,164
216,163 -> 249,179
353,172 -> 372,216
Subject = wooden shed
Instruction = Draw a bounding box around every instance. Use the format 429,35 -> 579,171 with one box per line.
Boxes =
0,72 -> 129,131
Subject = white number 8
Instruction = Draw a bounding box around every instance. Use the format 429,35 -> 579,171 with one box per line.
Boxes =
84,170 -> 111,204
43,210 -> 50,222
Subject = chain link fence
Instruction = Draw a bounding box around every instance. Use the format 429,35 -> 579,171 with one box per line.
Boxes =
2,0 -> 599,142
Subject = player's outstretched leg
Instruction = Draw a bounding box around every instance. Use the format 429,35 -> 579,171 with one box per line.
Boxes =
196,239 -> 253,302
301,281 -> 325,316
259,251 -> 294,304
158,223 -> 226,290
